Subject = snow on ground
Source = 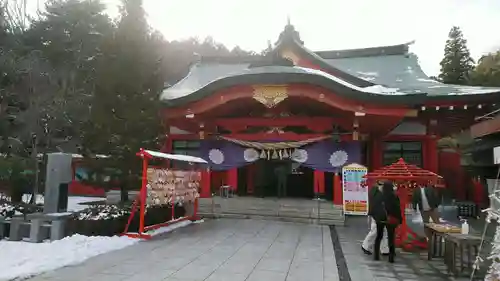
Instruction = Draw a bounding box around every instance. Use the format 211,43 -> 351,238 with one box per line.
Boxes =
146,220 -> 192,236
66,197 -> 106,212
192,219 -> 205,224
0,219 -> 197,280
0,235 -> 138,280
21,195 -> 105,212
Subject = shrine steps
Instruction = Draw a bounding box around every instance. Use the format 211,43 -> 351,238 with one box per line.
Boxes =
197,197 -> 345,226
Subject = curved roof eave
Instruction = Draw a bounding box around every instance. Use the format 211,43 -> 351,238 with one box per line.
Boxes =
315,41 -> 414,59
160,66 -> 427,108
424,91 -> 500,103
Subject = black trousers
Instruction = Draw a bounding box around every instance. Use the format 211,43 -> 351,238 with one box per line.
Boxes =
374,222 -> 396,258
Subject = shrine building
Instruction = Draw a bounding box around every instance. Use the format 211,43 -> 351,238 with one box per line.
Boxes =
160,22 -> 500,205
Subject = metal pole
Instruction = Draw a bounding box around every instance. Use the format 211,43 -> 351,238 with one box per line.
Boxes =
31,133 -> 39,204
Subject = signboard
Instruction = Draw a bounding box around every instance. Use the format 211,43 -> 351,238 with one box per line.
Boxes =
342,163 -> 368,215
146,168 -> 200,206
494,146 -> 500,165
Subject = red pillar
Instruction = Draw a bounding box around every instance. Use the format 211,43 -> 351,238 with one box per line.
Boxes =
247,164 -> 255,194
162,137 -> 173,167
313,170 -> 325,195
200,169 -> 211,198
426,137 -> 438,173
227,168 -> 238,192
333,172 -> 343,205
371,137 -> 383,170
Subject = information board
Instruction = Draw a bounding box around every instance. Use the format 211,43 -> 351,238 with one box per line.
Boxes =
342,163 -> 368,215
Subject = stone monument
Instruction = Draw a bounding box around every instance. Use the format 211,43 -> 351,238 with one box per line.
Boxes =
44,153 -> 73,214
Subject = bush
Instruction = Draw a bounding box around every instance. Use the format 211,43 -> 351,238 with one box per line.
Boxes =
0,200 -> 43,219
67,203 -> 187,236
66,205 -> 130,236
0,200 -> 43,238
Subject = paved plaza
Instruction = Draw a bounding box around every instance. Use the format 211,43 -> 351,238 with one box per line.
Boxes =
336,217 -> 475,281
26,218 -> 478,281
28,219 -> 338,281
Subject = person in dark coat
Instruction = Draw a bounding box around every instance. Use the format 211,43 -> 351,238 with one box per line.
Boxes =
369,181 -> 402,263
362,180 -> 389,255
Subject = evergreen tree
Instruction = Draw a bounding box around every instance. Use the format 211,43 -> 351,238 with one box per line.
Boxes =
82,0 -> 165,202
470,51 -> 500,86
438,26 -> 475,85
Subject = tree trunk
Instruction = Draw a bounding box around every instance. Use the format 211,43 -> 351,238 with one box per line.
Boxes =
10,187 -> 23,203
29,135 -> 39,205
120,185 -> 128,203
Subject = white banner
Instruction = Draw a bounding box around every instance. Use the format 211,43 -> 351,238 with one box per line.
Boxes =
494,146 -> 500,164
487,178 -> 500,210
342,163 -> 368,215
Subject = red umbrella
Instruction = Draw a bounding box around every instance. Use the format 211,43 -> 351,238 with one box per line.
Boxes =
363,158 -> 444,251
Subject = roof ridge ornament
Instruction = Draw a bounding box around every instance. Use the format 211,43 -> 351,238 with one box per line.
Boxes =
276,15 -> 304,46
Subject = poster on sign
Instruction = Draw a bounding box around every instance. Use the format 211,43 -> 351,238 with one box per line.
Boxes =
342,163 -> 368,215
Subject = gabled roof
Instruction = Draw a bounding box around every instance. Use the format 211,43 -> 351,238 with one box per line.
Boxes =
160,23 -> 500,107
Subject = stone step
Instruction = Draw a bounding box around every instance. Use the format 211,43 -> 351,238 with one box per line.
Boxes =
211,214 -> 344,225
197,197 -> 345,225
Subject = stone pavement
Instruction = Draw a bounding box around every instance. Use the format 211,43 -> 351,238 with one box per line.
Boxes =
333,217 -> 479,281
29,219 -> 339,281
26,217 -> 485,281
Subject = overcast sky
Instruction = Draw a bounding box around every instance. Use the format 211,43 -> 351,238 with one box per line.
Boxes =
32,0 -> 500,76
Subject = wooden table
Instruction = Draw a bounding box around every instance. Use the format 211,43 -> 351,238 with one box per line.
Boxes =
424,223 -> 461,260
443,233 -> 482,277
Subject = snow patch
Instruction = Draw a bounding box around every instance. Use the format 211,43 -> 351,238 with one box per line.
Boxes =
356,71 -> 379,77
297,67 -> 409,95
0,218 -> 196,280
417,78 -> 440,83
0,235 -> 138,280
0,203 -> 24,218
360,77 -> 375,81
363,85 -> 407,95
147,220 -> 193,236
458,88 -> 500,95
21,195 -> 105,212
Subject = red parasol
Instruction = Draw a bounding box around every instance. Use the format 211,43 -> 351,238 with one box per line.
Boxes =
363,158 -> 443,185
363,158 -> 444,251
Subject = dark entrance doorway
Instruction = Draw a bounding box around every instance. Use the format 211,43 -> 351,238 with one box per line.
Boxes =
252,159 -> 314,198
